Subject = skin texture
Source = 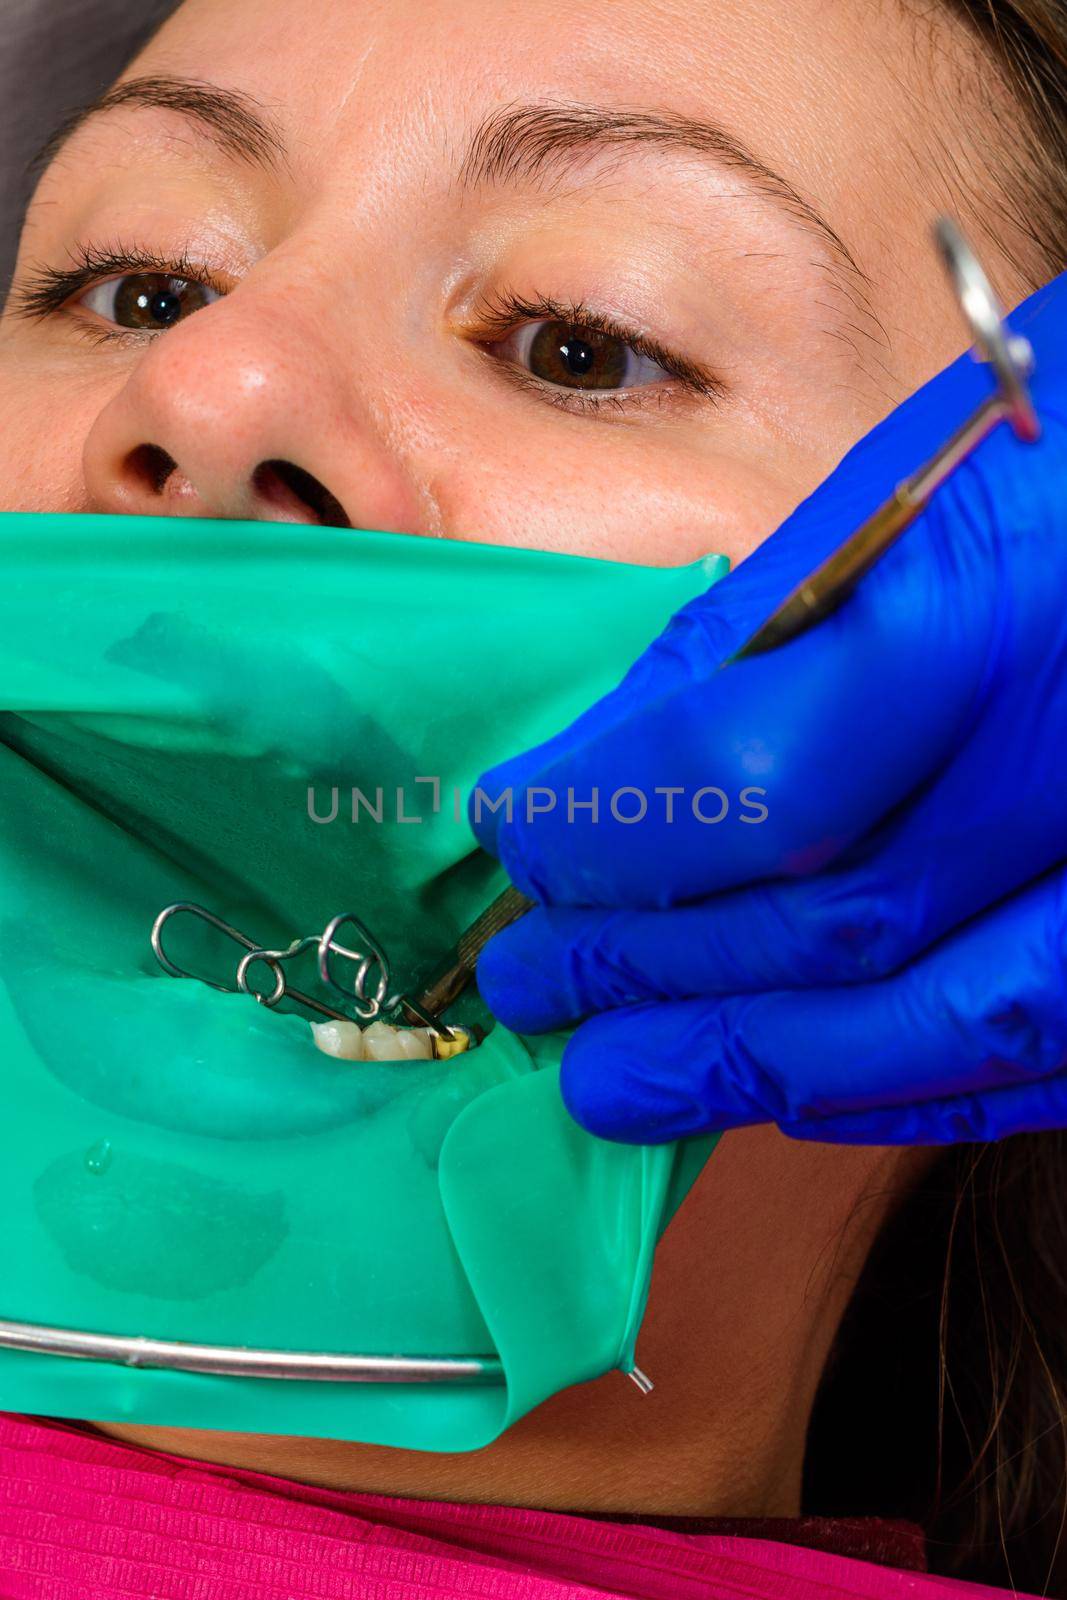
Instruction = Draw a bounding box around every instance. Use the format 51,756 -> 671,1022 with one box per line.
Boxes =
0,0 -> 1028,1519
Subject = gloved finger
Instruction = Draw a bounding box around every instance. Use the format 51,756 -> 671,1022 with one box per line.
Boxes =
490,532 -> 988,908
775,1074 -> 1067,1144
478,735 -> 1067,1033
477,884 -> 888,1034
557,860 -> 1067,1144
470,287 -> 1024,863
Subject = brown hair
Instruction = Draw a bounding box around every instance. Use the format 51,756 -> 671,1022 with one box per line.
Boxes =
806,1137 -> 1067,1591
947,0 -> 1067,280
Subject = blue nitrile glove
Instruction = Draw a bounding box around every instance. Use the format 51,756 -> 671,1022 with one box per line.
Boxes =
470,270 -> 1067,1146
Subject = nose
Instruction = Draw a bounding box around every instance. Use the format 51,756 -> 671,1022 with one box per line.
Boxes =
82,291 -> 425,531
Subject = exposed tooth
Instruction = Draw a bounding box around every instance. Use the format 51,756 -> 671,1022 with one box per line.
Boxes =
312,1019 -> 459,1062
311,1020 -> 366,1060
432,1028 -> 470,1060
360,1020 -> 396,1060
362,1020 -> 433,1061
389,1027 -> 434,1061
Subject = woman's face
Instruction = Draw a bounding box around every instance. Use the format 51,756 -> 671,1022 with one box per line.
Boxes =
0,0 -> 1000,1511
0,0 -> 1015,561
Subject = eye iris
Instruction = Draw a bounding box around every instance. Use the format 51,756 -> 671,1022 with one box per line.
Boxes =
528,321 -> 627,390
112,273 -> 206,330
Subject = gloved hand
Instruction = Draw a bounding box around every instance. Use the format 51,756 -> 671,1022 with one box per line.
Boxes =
470,269 -> 1067,1146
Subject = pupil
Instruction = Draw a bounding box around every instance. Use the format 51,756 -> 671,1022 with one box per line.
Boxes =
144,288 -> 182,327
560,335 -> 594,376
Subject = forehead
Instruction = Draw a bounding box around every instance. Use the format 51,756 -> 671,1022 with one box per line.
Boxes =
138,0 -> 929,206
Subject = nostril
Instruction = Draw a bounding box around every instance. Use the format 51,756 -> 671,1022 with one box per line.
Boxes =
127,443 -> 178,495
253,460 -> 351,528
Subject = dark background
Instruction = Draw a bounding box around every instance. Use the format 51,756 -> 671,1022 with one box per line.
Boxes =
1,0 -> 178,291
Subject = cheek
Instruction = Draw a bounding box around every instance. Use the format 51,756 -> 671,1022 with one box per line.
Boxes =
0,353 -> 100,513
424,431 -> 811,569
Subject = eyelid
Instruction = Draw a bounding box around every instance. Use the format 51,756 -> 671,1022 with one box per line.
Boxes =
493,361 -> 692,419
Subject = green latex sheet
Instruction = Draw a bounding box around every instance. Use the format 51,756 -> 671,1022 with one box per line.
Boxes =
0,512 -> 726,1450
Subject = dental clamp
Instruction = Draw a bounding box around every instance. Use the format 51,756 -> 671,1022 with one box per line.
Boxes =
151,901 -> 452,1036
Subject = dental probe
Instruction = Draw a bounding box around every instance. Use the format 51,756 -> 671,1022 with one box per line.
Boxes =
729,216 -> 1040,662
404,883 -> 534,1021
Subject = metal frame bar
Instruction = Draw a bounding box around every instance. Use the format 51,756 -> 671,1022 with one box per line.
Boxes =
0,1316 -> 503,1384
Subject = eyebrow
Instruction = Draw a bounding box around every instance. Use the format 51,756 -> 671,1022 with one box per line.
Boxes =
38,78 -> 860,272
457,100 -> 872,294
29,79 -> 877,329
30,75 -> 286,177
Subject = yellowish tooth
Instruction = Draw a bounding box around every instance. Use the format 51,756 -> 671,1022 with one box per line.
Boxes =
432,1028 -> 470,1060
311,1019 -> 366,1060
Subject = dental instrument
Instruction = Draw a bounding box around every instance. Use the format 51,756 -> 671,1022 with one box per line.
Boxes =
406,883 -> 534,1020
730,216 -> 1041,660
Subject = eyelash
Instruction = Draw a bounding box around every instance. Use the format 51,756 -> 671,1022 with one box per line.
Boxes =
469,286 -> 726,417
10,241 -> 229,347
10,244 -> 727,416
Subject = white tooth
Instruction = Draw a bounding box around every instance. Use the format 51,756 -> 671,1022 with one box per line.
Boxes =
361,1020 -> 402,1060
361,1020 -> 433,1060
393,1028 -> 433,1060
310,1020 -> 366,1060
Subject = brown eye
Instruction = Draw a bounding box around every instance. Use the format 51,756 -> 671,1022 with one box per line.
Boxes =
500,319 -> 671,392
527,321 -> 629,389
78,272 -> 220,331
